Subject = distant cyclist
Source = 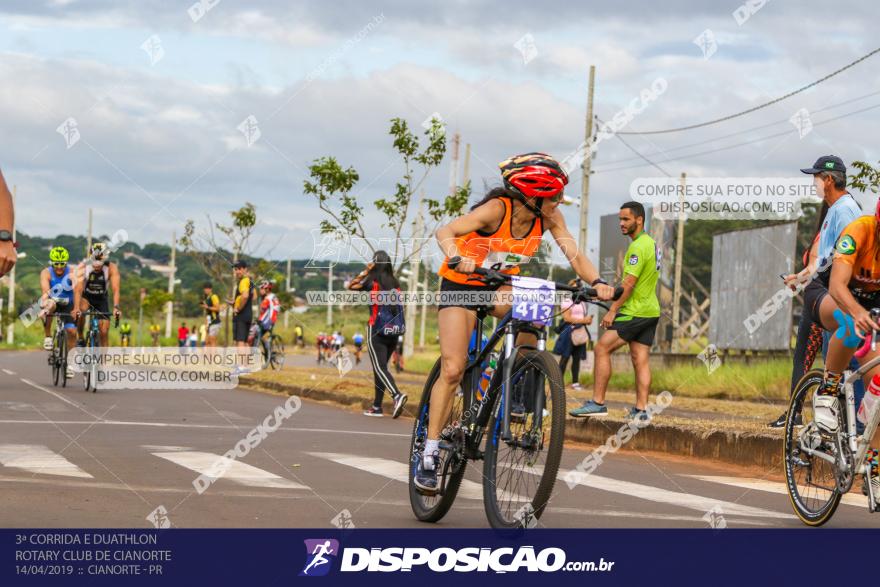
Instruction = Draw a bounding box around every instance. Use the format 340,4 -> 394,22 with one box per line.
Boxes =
352,331 -> 364,364
75,242 -> 121,347
414,152 -> 613,494
256,280 -> 280,356
119,321 -> 132,346
39,246 -> 79,379
294,324 -> 305,347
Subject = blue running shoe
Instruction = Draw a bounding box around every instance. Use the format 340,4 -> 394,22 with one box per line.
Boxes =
569,400 -> 608,418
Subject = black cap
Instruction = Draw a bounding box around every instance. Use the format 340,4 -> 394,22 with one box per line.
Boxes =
233,260 -> 247,269
801,155 -> 846,175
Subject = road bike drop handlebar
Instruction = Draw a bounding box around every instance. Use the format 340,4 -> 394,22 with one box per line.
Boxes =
853,308 -> 880,360
446,256 -> 624,305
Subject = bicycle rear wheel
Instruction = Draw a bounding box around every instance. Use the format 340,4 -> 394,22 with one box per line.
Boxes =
784,369 -> 842,526
483,350 -> 565,529
409,358 -> 468,523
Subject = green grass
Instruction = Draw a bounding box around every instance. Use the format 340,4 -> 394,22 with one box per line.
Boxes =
568,357 -> 792,402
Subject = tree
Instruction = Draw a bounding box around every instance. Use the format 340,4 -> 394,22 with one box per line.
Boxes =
179,203 -> 260,344
304,116 -> 470,272
850,160 -> 880,195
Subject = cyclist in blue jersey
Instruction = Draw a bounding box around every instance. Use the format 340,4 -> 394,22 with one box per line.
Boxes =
39,247 -> 80,378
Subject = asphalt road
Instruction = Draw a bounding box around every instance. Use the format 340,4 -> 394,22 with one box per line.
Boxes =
0,350 -> 875,529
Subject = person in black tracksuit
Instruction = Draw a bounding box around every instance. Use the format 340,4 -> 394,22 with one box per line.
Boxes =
347,250 -> 408,419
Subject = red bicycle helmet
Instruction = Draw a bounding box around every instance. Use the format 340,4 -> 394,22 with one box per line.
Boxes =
499,152 -> 568,198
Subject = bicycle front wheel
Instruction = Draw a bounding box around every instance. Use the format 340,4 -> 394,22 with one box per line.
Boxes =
50,332 -> 61,387
483,350 -> 565,529
269,335 -> 285,370
784,369 -> 842,526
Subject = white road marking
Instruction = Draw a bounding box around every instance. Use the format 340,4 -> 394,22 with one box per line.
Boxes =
20,378 -> 99,418
0,419 -> 408,437
3,369 -> 16,375
683,475 -> 867,508
0,444 -> 92,478
309,451 -> 485,500
141,445 -> 193,452
562,469 -> 794,519
152,451 -> 309,490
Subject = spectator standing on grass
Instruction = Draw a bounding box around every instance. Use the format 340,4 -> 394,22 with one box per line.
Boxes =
570,201 -> 660,422
347,250 -> 408,419
177,322 -> 189,347
553,278 -> 594,391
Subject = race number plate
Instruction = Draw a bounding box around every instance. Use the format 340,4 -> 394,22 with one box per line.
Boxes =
481,250 -> 532,271
510,276 -> 555,325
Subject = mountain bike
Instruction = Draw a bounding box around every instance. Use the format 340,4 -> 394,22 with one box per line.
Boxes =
46,300 -> 73,388
408,263 -> 620,528
82,310 -> 117,393
785,308 -> 880,525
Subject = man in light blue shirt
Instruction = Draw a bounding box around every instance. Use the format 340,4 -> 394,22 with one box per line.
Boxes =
770,155 -> 862,428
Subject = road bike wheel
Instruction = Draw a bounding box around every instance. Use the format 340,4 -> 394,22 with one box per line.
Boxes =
269,335 -> 285,370
409,358 -> 468,523
784,369 -> 842,526
50,331 -> 61,387
84,333 -> 98,393
483,350 -> 565,529
59,332 -> 68,388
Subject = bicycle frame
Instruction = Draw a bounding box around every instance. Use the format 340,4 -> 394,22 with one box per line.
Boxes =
457,306 -> 547,451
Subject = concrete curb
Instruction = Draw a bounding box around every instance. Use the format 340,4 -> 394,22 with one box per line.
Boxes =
240,379 -> 782,471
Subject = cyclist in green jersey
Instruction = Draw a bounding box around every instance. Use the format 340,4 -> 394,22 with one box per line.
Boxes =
571,201 -> 660,421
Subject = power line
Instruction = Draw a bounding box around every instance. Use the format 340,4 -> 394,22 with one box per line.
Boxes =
602,88 -> 880,166
596,116 -> 672,177
616,47 -> 880,135
593,101 -> 880,174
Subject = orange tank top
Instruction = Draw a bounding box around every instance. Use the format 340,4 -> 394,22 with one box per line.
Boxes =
438,197 -> 544,285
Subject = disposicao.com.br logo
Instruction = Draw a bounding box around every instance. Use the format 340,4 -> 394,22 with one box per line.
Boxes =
300,542 -> 614,575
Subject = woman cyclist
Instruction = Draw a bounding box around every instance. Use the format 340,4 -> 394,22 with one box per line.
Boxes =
812,201 -> 880,504
413,152 -> 614,493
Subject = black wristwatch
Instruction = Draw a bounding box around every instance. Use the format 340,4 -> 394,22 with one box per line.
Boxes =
590,278 -> 608,287
0,230 -> 12,242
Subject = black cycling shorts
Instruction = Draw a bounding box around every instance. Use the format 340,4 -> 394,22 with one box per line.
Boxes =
438,278 -> 500,311
804,280 -> 829,325
232,319 -> 251,342
609,316 -> 659,346
83,295 -> 109,315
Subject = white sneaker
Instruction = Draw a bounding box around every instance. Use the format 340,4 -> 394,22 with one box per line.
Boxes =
43,337 -> 53,351
66,367 -> 75,379
571,383 -> 582,391
812,394 -> 840,434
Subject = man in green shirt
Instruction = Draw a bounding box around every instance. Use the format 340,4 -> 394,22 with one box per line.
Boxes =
570,201 -> 660,420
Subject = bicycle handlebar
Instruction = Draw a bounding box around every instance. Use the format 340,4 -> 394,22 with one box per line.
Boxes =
447,256 -> 624,302
854,308 -> 880,359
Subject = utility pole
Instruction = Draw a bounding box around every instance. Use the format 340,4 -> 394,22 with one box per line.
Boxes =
137,288 -> 145,347
5,186 -> 15,344
672,172 -> 686,351
419,267 -> 428,349
578,65 -> 596,258
404,198 -> 425,358
284,258 -> 291,328
87,208 -> 93,253
462,143 -> 471,187
327,264 -> 333,327
164,231 -> 176,339
448,133 -> 460,195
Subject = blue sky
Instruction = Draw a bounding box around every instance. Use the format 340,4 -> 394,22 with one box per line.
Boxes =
1,0 -> 878,270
